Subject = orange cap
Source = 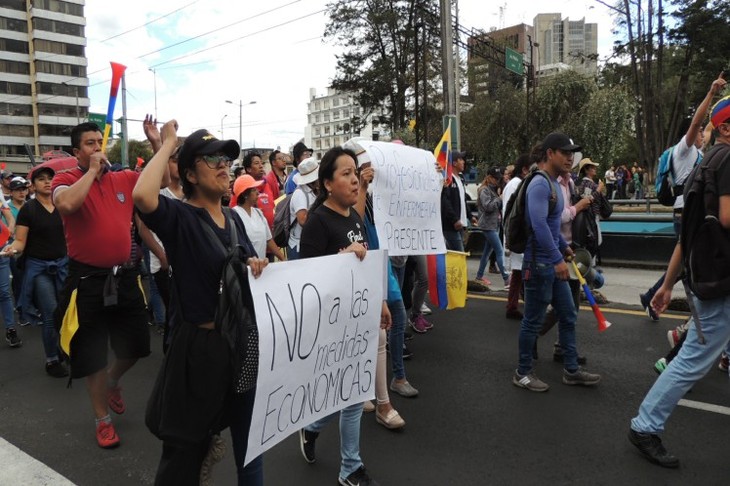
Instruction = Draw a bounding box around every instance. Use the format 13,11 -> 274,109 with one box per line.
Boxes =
233,174 -> 264,201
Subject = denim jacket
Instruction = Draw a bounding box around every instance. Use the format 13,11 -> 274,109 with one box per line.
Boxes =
19,255 -> 68,322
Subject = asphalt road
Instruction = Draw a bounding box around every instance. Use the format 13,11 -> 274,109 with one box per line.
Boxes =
0,295 -> 727,486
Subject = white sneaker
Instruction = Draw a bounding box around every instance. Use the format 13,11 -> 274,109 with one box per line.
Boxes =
420,303 -> 432,315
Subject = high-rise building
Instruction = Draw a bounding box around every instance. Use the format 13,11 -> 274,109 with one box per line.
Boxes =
0,0 -> 88,160
305,87 -> 388,158
533,13 -> 598,75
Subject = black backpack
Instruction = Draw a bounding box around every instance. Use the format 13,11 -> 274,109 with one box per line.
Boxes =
681,143 -> 730,300
272,189 -> 310,247
504,170 -> 557,254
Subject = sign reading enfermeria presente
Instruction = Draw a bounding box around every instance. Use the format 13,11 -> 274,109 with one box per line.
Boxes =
359,140 -> 446,256
244,250 -> 386,465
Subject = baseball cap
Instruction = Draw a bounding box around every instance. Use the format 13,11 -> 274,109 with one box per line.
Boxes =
29,166 -> 55,182
710,95 -> 730,127
486,166 -> 502,178
451,150 -> 466,161
177,129 -> 240,172
9,176 -> 30,190
1,170 -> 14,180
541,132 -> 582,152
578,158 -> 599,173
232,174 -> 264,202
293,157 -> 320,185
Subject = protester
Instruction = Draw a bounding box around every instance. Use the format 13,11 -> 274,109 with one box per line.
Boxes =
52,122 -> 163,449
440,150 -> 468,252
604,165 -> 616,199
7,176 -> 30,317
232,174 -> 286,261
475,166 -> 509,289
287,157 -> 319,260
0,190 -> 18,347
297,146 -> 391,486
284,142 -> 313,195
1,170 -> 13,199
135,123 -> 268,485
240,152 -> 274,229
629,95 -> 730,468
265,149 -> 287,200
513,133 -> 601,392
639,75 -> 726,321
2,166 -> 68,376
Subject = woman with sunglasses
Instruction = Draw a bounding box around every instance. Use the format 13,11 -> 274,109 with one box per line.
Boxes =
134,123 -> 268,486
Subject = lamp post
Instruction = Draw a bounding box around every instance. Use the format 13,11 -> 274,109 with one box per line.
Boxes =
220,114 -> 227,138
225,99 -> 256,149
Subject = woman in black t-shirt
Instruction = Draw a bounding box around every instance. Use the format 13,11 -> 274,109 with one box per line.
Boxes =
298,146 -> 392,486
134,121 -> 268,486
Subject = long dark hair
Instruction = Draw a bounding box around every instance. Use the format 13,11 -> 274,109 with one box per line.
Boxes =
308,146 -> 359,214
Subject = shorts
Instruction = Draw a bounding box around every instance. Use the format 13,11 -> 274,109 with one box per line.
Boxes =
69,271 -> 151,378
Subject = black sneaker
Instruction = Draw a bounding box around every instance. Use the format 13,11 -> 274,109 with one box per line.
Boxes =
404,330 -> 413,341
339,465 -> 379,486
553,345 -> 587,365
402,344 -> 413,360
640,293 -> 659,321
45,360 -> 69,378
298,429 -> 318,464
628,429 -> 679,468
5,328 -> 22,348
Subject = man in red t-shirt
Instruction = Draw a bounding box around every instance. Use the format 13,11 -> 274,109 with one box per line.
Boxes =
264,149 -> 287,200
52,122 -> 168,449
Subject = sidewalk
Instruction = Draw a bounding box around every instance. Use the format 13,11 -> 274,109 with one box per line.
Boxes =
465,256 -> 684,308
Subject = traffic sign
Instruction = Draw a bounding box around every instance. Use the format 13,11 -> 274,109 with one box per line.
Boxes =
87,112 -> 106,131
505,47 -> 524,75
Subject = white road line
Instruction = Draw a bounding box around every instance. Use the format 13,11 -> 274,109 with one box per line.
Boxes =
678,399 -> 730,416
0,437 -> 75,486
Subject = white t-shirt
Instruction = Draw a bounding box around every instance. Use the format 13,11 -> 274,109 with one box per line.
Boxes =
502,175 -> 523,269
149,186 -> 181,274
453,175 -> 467,226
671,136 -> 701,209
233,206 -> 271,259
288,185 -> 314,251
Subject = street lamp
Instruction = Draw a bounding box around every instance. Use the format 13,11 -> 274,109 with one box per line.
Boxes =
225,99 -> 256,149
149,68 -> 158,120
220,114 -> 227,138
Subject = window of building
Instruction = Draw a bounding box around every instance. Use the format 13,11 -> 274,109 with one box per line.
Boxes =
315,100 -> 320,111
0,124 -> 34,137
0,59 -> 30,74
33,0 -> 84,17
333,97 -> 339,107
0,81 -> 31,96
0,38 -> 29,54
323,112 -> 330,122
0,16 -> 28,32
33,39 -> 84,57
0,145 -> 30,157
33,17 -> 85,37
315,127 -> 320,136
324,125 -> 330,134
36,81 -> 88,98
342,108 -> 349,118
314,114 -> 321,123
0,102 -> 32,116
0,0 -> 24,11
38,124 -> 72,137
38,102 -> 84,117
315,140 -> 321,149
36,60 -> 86,77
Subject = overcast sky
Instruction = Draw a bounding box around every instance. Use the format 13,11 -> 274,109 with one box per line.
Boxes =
84,0 -> 615,151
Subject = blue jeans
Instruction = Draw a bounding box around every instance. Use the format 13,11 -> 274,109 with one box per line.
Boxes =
305,402 -> 364,479
33,272 -> 62,361
287,244 -> 300,261
518,262 -> 578,375
631,293 -> 730,434
0,258 -> 15,329
476,229 -> 508,281
443,230 -> 464,252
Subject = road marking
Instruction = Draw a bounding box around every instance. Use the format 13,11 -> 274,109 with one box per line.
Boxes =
0,437 -> 75,485
678,399 -> 730,416
466,293 -> 689,321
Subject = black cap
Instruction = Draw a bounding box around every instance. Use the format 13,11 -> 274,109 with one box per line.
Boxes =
487,166 -> 502,178
178,129 -> 240,172
541,132 -> 581,152
292,142 -> 313,163
1,170 -> 14,180
30,166 -> 55,182
451,150 -> 466,161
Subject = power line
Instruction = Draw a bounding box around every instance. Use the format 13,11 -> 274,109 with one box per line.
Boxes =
97,1 -> 200,43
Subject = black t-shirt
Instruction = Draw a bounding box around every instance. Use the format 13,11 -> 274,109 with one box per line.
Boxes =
139,195 -> 256,325
299,204 -> 368,258
713,143 -> 730,196
15,198 -> 67,260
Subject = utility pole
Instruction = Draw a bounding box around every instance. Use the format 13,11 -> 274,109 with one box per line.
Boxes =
121,73 -> 129,167
149,68 -> 158,120
439,0 -> 458,149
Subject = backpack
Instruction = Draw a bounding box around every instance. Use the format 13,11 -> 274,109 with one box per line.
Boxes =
272,189 -> 310,247
504,170 -> 557,254
656,144 -> 703,206
680,143 -> 730,300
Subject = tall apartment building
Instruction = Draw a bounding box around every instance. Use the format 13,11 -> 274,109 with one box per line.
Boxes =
533,13 -> 598,75
305,87 -> 388,158
467,23 -> 534,99
0,0 -> 88,160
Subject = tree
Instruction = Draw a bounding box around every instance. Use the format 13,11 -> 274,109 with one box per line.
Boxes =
107,139 -> 153,168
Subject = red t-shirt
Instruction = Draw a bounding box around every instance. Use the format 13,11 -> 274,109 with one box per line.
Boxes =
257,181 -> 275,229
52,168 -> 139,268
264,169 -> 282,200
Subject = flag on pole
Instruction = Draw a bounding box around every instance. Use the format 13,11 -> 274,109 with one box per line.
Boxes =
426,250 -> 467,310
433,119 -> 452,185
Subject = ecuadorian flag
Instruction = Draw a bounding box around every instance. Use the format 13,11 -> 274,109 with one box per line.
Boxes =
427,251 -> 467,310
433,120 -> 452,185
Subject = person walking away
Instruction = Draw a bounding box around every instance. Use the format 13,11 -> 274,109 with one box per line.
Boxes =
475,166 -> 509,289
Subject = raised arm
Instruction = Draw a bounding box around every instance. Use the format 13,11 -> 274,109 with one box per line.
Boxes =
134,119 -> 178,214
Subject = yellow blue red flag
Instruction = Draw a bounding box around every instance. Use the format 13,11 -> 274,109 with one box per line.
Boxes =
433,120 -> 452,185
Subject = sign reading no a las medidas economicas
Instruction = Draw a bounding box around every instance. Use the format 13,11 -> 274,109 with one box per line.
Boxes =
358,140 -> 447,256
244,250 -> 387,465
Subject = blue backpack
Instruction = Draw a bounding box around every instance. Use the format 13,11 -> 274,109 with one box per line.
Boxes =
656,144 -> 702,206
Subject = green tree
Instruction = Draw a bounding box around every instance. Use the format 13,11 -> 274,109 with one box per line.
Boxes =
107,139 -> 153,168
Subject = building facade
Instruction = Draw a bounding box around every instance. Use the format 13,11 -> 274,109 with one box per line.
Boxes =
533,13 -> 598,75
305,87 -> 388,159
0,0 -> 88,163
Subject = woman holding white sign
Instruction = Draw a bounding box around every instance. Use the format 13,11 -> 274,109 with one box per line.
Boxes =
298,146 -> 392,486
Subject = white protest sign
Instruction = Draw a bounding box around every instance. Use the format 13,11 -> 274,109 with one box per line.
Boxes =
358,140 -> 446,256
245,250 -> 386,464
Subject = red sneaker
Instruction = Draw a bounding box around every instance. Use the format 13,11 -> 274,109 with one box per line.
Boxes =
96,421 -> 120,449
108,386 -> 125,415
